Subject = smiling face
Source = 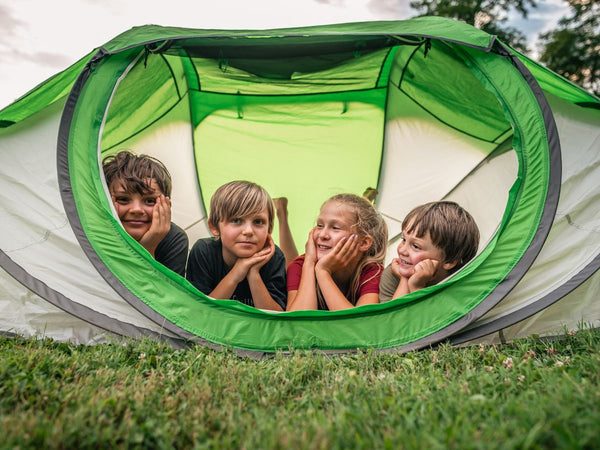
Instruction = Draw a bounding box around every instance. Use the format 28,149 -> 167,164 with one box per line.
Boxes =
313,201 -> 358,260
209,209 -> 270,267
395,221 -> 452,284
110,178 -> 162,242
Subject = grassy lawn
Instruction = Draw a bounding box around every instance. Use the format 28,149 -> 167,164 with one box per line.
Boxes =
1,328 -> 599,449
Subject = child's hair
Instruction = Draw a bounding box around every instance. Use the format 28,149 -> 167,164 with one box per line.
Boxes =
102,150 -> 172,197
402,201 -> 480,273
319,193 -> 388,306
209,181 -> 275,233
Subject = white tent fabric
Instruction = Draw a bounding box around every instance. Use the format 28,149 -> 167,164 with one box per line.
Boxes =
0,100 -> 183,343
454,92 -> 600,343
379,89 -> 517,265
0,273 -> 115,344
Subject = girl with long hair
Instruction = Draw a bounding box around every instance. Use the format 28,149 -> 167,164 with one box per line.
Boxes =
286,194 -> 387,311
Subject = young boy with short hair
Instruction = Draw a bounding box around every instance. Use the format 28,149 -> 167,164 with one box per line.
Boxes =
379,201 -> 479,302
102,151 -> 189,276
186,181 -> 287,311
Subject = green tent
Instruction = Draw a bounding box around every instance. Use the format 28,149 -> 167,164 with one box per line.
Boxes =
1,17 -> 599,355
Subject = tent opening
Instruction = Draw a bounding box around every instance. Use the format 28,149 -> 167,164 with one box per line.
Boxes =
100,36 -> 518,263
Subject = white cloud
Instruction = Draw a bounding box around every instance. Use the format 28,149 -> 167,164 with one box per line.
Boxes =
366,0 -> 414,18
0,0 -> 372,107
0,4 -> 24,37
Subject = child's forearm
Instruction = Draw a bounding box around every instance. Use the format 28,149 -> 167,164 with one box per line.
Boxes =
140,241 -> 159,258
408,275 -> 432,293
286,261 -> 318,310
274,198 -> 299,266
392,276 -> 410,299
314,268 -> 356,310
247,272 -> 283,311
208,271 -> 243,300
138,230 -> 167,257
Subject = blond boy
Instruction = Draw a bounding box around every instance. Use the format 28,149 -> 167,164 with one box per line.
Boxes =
186,181 -> 286,311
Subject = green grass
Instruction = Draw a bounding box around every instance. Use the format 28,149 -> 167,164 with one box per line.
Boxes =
1,329 -> 599,449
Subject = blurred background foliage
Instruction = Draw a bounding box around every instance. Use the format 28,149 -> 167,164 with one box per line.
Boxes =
410,0 -> 600,96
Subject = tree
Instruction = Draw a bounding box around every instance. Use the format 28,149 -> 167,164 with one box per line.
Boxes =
538,0 -> 600,96
409,0 -> 537,52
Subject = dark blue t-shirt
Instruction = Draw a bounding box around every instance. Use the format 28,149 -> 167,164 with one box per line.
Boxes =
186,238 -> 287,310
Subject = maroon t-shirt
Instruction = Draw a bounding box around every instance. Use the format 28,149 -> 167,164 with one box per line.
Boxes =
287,255 -> 382,308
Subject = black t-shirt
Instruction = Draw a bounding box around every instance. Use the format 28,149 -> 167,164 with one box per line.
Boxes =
155,222 -> 188,277
186,237 -> 287,310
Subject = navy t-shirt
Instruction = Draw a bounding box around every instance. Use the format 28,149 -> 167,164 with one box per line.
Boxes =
155,222 -> 188,276
186,238 -> 287,310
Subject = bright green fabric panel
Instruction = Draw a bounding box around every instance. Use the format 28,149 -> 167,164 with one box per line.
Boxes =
390,41 -> 510,143
99,45 -> 391,153
187,89 -> 384,128
0,51 -> 95,127
66,32 -> 550,351
101,51 -> 186,151
514,52 -> 599,106
192,96 -> 386,246
376,47 -> 399,88
190,47 -> 391,95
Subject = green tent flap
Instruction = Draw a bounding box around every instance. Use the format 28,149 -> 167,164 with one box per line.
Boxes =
514,51 -> 600,106
101,18 -> 495,54
0,51 -> 97,127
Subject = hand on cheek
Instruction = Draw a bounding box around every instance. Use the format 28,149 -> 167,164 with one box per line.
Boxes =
316,234 -> 359,274
229,235 -> 275,282
139,195 -> 171,256
391,258 -> 413,280
249,235 -> 275,273
304,228 -> 318,264
408,259 -> 439,292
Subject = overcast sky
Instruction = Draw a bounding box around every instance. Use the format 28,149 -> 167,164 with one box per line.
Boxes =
0,0 -> 569,109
